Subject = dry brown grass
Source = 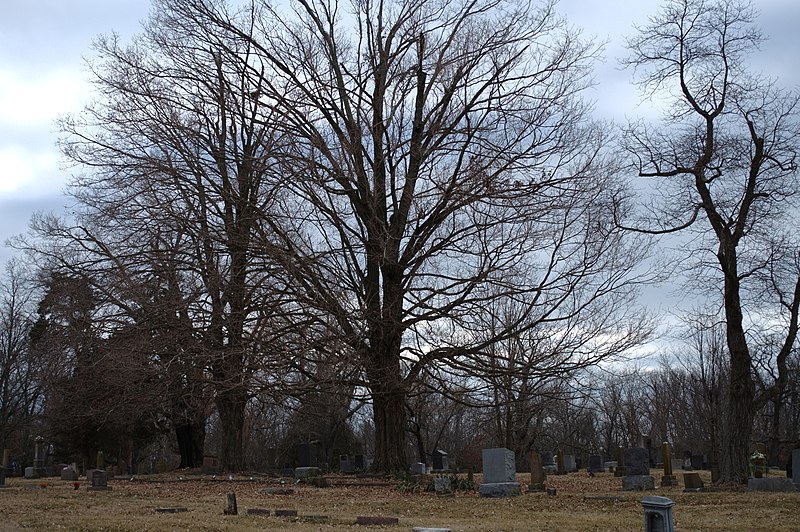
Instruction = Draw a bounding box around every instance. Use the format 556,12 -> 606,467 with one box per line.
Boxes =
0,469 -> 796,531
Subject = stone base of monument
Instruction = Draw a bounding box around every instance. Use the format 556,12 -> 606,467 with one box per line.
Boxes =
660,475 -> 678,487
294,467 -> 321,479
526,483 -> 545,492
622,475 -> 655,491
747,478 -> 797,492
479,482 -> 521,498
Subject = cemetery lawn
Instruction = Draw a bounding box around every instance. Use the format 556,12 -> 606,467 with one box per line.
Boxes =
0,469 -> 796,531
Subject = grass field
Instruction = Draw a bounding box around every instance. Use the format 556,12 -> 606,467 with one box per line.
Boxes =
0,469 -> 796,531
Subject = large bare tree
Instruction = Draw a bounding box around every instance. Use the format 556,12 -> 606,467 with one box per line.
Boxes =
623,0 -> 800,482
182,0 -> 651,470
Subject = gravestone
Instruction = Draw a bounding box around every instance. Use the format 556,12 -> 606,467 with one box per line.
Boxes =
683,472 -> 704,491
33,436 -> 46,477
61,465 -> 78,481
625,448 -> 650,476
588,454 -> 603,473
2,449 -> 9,470
24,467 -> 36,479
410,462 -> 426,475
339,455 -> 354,473
792,449 -> 800,490
682,451 -> 692,470
432,450 -> 449,472
354,454 -> 367,470
202,455 -> 219,474
641,496 -> 675,532
297,443 -> 318,468
527,450 -> 546,492
556,448 -> 566,475
96,451 -> 104,470
623,447 -> 654,491
747,478 -> 796,492
660,442 -> 677,488
540,451 -> 556,473
690,454 -> 704,471
433,476 -> 452,495
0,466 -> 6,488
479,448 -> 520,498
87,469 -> 111,491
615,447 -> 626,477
564,454 -> 577,473
295,466 -> 321,479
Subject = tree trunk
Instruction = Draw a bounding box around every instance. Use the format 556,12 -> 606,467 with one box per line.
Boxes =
372,389 -> 407,472
719,266 -> 755,484
216,386 -> 246,472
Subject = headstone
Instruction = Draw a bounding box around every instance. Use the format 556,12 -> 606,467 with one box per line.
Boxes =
297,442 -> 318,468
623,475 -> 655,491
0,466 -> 6,488
224,492 -> 237,515
339,455 -> 354,473
432,450 -> 449,471
96,451 -> 104,470
410,462 -> 426,475
354,454 -> 366,470
527,451 -> 546,492
641,496 -> 675,532
294,466 -> 321,479
556,448 -> 566,475
690,454 -> 704,471
683,472 -> 704,491
541,451 -> 556,473
356,516 -> 399,526
563,454 -> 577,473
433,477 -> 452,495
202,455 -> 219,474
2,449 -> 10,469
61,465 -> 78,481
792,449 -> 800,490
24,466 -> 36,479
625,448 -> 650,476
615,447 -> 626,477
33,436 -> 46,477
660,442 -> 677,488
479,448 -> 520,498
747,478 -> 796,492
87,469 -> 111,490
540,451 -> 554,467
588,454 -> 603,473
682,451 -> 692,471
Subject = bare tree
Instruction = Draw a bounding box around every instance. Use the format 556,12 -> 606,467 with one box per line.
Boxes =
622,0 -> 800,482
0,260 -> 43,458
180,0 -> 653,471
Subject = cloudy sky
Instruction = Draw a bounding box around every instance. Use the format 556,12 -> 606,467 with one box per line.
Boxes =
1,0 -> 799,267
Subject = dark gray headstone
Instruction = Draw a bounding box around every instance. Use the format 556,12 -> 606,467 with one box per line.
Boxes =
60,466 -> 78,481
482,448 -> 516,483
479,448 -> 521,498
87,469 -> 111,490
0,467 -> 6,487
297,443 -> 318,468
625,448 -> 650,476
690,455 -> 704,471
410,462 -> 426,475
432,450 -> 449,471
540,451 -> 554,466
792,449 -> 800,489
564,454 -> 577,472
339,455 -> 354,473
588,454 -> 603,473
354,455 -> 366,470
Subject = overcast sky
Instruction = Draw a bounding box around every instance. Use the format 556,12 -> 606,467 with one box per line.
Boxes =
1,0 -> 799,269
